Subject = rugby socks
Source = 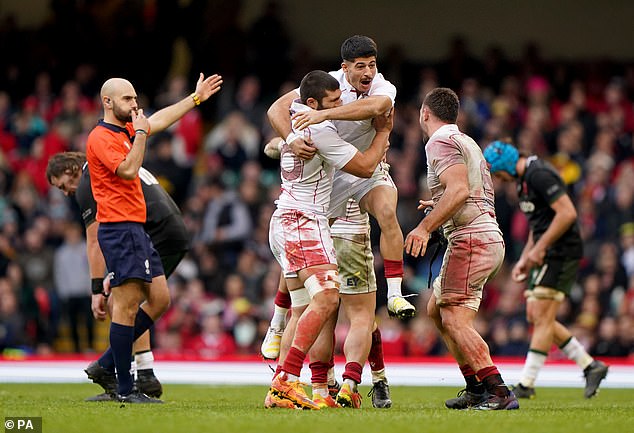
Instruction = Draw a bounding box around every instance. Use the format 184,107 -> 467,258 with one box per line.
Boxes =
477,366 -> 510,397
96,309 -> 155,374
110,322 -> 135,395
327,366 -> 336,388
519,349 -> 547,387
460,364 -> 485,394
342,361 -> 363,388
310,360 -> 330,398
559,337 -> 593,370
97,349 -> 115,372
282,346 -> 306,379
384,259 -> 404,298
134,349 -> 154,371
132,308 -> 155,341
368,328 -> 386,382
309,361 -> 329,385
270,298 -> 289,330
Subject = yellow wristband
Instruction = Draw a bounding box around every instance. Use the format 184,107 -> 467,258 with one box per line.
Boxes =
190,92 -> 201,106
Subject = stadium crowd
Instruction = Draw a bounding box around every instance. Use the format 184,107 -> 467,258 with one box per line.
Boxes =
0,1 -> 633,361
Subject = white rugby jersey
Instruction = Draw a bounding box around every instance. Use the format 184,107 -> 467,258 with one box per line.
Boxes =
275,101 -> 358,215
292,70 -> 396,153
425,124 -> 501,239
328,68 -> 396,152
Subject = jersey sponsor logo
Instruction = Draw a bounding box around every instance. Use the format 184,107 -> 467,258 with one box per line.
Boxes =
519,200 -> 535,213
547,184 -> 560,195
346,276 -> 359,287
82,209 -> 92,219
123,140 -> 131,150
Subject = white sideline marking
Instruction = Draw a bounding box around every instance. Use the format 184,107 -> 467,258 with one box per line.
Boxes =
0,361 -> 631,388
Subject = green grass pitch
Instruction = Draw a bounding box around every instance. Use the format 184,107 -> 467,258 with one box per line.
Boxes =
1,384 -> 631,433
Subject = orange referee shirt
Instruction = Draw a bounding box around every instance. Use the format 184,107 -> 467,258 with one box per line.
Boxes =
86,120 -> 147,223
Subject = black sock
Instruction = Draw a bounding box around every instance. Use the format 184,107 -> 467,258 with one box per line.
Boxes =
110,322 -> 134,395
132,308 -> 155,341
482,374 -> 510,397
465,375 -> 485,394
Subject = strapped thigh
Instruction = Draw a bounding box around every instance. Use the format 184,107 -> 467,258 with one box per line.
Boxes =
289,287 -> 310,307
525,286 -> 565,302
304,270 -> 340,298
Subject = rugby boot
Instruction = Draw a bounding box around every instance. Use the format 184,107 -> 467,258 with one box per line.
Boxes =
336,383 -> 362,408
368,380 -> 392,408
264,389 -> 296,409
136,369 -> 163,398
261,327 -> 284,360
270,374 -> 320,410
584,360 -> 608,398
511,383 -> 536,399
387,296 -> 416,319
84,361 -> 117,396
445,389 -> 487,409
472,391 -> 519,410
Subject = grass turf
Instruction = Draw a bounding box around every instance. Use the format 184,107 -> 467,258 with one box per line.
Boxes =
1,384 -> 631,433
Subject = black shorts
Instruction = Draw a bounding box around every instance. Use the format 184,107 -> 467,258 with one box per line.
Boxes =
528,256 -> 579,295
97,222 -> 164,287
159,250 -> 187,278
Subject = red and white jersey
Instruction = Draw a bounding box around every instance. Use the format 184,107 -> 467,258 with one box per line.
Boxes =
275,101 -> 358,215
425,124 -> 501,239
328,68 -> 396,152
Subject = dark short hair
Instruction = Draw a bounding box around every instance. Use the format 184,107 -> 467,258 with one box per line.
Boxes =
299,71 -> 340,104
423,87 -> 460,123
46,151 -> 86,184
341,35 -> 377,62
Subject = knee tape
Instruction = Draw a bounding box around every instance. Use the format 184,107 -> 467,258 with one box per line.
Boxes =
304,270 -> 340,298
289,287 -> 310,307
525,287 -> 565,302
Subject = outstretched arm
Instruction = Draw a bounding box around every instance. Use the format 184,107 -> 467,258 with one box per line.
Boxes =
149,73 -> 223,133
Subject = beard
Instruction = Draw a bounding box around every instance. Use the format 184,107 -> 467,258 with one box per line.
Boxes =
112,103 -> 133,123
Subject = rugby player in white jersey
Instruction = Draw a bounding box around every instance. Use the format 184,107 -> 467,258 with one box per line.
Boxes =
267,35 -> 414,320
265,70 -> 392,410
262,145 -> 393,409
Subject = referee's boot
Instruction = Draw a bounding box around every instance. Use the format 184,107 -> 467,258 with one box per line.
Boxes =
84,361 -> 117,402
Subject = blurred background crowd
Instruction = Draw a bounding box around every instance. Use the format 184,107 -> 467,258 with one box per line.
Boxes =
0,1 -> 633,361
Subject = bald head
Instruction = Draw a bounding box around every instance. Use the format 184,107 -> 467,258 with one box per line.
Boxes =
100,78 -> 138,124
101,78 -> 135,100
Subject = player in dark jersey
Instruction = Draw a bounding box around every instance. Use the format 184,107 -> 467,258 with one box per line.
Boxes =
46,151 -> 189,401
483,141 -> 608,399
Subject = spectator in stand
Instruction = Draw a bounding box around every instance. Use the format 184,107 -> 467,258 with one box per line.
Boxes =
53,222 -> 94,353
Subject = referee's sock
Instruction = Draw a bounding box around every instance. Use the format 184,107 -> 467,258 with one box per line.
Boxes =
110,322 -> 135,396
97,308 -> 155,372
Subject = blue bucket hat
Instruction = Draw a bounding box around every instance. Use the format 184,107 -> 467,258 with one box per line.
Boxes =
483,141 -> 519,176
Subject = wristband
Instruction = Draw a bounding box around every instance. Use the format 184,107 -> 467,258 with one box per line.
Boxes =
190,92 -> 201,106
286,132 -> 301,144
91,278 -> 104,295
135,129 -> 147,136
